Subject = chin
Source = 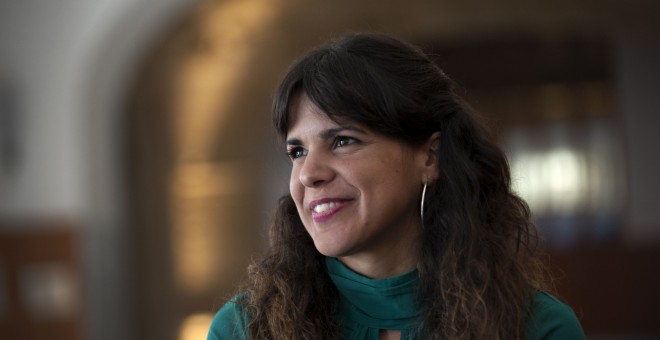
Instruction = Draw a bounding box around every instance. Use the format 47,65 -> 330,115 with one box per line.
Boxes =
312,241 -> 349,258
313,245 -> 339,257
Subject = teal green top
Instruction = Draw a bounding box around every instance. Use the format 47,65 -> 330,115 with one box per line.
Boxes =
207,257 -> 585,339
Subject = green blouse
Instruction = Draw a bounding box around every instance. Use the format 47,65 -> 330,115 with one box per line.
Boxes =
207,257 -> 585,339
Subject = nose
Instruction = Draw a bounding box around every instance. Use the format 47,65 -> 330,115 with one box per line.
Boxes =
298,151 -> 335,187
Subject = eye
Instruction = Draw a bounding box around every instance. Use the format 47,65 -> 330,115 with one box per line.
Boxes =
286,146 -> 307,160
334,136 -> 357,148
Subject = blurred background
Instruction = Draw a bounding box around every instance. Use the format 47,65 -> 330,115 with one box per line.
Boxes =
0,0 -> 659,339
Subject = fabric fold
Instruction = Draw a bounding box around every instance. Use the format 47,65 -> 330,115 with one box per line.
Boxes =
326,257 -> 423,339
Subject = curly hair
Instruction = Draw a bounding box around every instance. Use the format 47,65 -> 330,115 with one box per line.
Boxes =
240,32 -> 548,339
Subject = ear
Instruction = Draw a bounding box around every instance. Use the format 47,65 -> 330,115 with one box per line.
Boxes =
419,132 -> 441,182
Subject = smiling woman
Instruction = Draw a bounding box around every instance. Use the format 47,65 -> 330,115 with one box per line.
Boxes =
207,33 -> 585,340
286,93 -> 435,279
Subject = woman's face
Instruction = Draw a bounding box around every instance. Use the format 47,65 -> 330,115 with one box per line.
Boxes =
286,94 -> 431,272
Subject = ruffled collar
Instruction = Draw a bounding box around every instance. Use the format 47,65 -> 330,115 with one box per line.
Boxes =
326,257 -> 422,338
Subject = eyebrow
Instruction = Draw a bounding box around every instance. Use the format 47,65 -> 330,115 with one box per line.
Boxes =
286,125 -> 368,146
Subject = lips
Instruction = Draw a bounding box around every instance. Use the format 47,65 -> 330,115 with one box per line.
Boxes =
308,198 -> 353,223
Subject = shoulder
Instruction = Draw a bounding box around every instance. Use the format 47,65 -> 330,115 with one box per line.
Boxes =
207,294 -> 250,340
527,291 -> 585,340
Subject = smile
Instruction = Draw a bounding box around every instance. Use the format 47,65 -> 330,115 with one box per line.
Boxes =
313,202 -> 342,213
309,198 -> 352,223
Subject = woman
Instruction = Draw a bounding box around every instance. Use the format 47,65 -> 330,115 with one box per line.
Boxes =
207,33 -> 584,339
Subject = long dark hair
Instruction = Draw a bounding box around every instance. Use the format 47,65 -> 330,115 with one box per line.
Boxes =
241,32 -> 547,339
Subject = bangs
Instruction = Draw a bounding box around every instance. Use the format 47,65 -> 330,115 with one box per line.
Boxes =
272,33 -> 440,145
273,46 -> 398,140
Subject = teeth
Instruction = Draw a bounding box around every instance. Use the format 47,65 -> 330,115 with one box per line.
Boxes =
313,202 -> 339,214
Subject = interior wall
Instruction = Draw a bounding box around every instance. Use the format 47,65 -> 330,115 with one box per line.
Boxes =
0,1 -> 109,218
83,3 -> 200,340
617,33 -> 660,244
0,1 -> 197,339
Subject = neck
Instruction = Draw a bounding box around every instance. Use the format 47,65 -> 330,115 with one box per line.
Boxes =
339,253 -> 417,279
338,220 -> 421,279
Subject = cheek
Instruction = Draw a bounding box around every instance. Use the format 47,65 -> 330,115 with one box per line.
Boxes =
289,168 -> 304,205
366,158 -> 416,199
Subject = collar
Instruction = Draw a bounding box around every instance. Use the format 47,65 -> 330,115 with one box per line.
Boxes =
326,257 -> 422,330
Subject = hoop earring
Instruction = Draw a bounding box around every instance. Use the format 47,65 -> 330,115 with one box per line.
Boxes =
420,182 -> 427,222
